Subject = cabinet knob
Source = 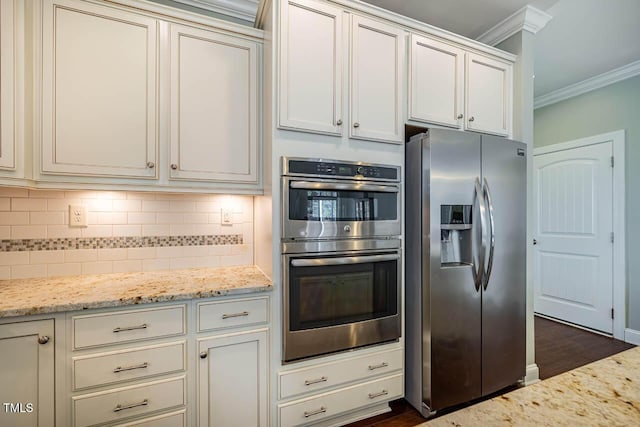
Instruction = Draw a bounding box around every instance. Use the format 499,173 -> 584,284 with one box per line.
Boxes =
353,122 -> 360,128
457,113 -> 464,119
200,351 -> 208,359
170,164 -> 178,170
146,161 -> 155,168
533,239 -> 538,245
336,119 -> 342,126
469,116 -> 475,122
38,335 -> 50,345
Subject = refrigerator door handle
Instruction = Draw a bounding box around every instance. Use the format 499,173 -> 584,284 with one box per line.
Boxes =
482,178 -> 496,290
472,177 -> 487,291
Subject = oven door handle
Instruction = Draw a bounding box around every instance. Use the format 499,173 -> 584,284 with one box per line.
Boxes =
289,181 -> 399,193
291,254 -> 400,267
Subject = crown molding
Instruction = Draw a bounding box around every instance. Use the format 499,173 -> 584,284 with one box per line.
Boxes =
535,59 -> 640,109
170,0 -> 259,23
476,5 -> 552,46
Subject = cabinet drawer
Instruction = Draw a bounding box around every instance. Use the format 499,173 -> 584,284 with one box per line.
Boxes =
279,373 -> 403,427
73,376 -> 185,427
197,297 -> 268,332
279,348 -> 402,399
73,341 -> 186,390
114,409 -> 185,426
72,305 -> 186,350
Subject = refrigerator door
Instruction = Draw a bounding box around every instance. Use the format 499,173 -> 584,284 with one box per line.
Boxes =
428,129 -> 483,410
480,135 -> 527,395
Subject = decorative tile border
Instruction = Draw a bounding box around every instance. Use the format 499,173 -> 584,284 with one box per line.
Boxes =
0,235 -> 243,252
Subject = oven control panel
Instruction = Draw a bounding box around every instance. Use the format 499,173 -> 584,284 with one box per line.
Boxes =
284,158 -> 399,181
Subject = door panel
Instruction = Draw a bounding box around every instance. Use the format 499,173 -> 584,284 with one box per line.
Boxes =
533,142 -> 613,333
42,0 -> 157,178
279,0 -> 343,135
409,34 -> 463,128
480,136 -> 526,395
427,129 -> 482,410
350,15 -> 404,143
169,24 -> 258,183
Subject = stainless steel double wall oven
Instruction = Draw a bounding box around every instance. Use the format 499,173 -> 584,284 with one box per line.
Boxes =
281,158 -> 402,362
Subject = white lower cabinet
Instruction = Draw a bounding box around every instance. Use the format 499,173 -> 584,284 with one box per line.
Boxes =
0,319 -> 55,427
197,328 -> 269,427
72,376 -> 186,427
277,346 -> 404,426
279,373 -> 403,427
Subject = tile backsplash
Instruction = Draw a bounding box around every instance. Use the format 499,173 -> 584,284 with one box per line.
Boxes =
0,188 -> 253,280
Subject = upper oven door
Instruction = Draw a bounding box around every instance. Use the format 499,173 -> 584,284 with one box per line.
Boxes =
282,177 -> 401,239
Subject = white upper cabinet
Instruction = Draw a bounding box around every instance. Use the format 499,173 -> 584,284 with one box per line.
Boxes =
41,0 -> 158,179
409,34 -> 464,128
0,0 -> 16,170
409,35 -> 512,136
350,15 -> 405,143
279,0 -> 343,135
465,53 -> 512,136
169,24 -> 258,184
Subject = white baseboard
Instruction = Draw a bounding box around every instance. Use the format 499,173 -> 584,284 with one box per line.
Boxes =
624,328 -> 640,345
524,363 -> 540,385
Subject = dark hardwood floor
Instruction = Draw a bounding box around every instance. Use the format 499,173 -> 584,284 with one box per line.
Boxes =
344,315 -> 635,427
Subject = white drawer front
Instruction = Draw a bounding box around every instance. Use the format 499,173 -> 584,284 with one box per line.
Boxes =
114,409 -> 185,426
73,341 -> 186,390
73,305 -> 186,350
279,348 -> 403,399
279,373 -> 403,427
73,376 -> 185,427
197,297 -> 268,332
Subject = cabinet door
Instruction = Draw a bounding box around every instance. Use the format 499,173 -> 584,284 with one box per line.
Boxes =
409,34 -> 464,128
169,24 -> 259,184
41,0 -> 158,178
465,53 -> 512,136
0,0 -> 16,170
279,0 -> 343,135
0,320 -> 55,427
198,329 -> 268,427
350,15 -> 405,143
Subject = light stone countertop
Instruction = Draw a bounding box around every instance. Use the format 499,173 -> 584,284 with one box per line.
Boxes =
424,346 -> 640,426
0,265 -> 272,318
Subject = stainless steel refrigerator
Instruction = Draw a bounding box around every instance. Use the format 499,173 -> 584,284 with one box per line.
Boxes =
405,128 -> 526,416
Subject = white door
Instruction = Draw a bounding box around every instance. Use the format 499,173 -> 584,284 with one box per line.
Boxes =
350,15 -> 405,143
169,23 -> 258,184
533,141 -> 613,333
465,53 -> 511,137
41,0 -> 158,179
0,0 -> 16,170
198,329 -> 268,427
279,0 -> 343,135
0,320 -> 55,427
408,34 -> 464,128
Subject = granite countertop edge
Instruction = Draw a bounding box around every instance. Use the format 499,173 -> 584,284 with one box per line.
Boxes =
0,265 -> 273,318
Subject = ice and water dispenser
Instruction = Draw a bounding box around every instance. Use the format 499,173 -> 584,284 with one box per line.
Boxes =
440,205 -> 472,266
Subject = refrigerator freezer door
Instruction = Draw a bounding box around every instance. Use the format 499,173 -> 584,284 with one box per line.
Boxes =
428,129 -> 483,410
480,135 -> 527,395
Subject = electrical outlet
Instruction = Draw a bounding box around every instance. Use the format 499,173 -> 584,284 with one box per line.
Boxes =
221,208 -> 233,225
69,205 -> 88,227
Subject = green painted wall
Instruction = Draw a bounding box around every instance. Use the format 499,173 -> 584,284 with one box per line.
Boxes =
534,74 -> 640,331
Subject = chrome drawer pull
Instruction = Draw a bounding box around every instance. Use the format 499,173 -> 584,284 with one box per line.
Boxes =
221,311 -> 249,319
304,376 -> 328,386
368,390 -> 389,399
113,362 -> 149,373
368,362 -> 389,371
303,406 -> 327,418
113,323 -> 148,333
113,399 -> 149,412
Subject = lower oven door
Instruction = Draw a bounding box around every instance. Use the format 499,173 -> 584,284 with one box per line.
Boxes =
283,249 -> 401,362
